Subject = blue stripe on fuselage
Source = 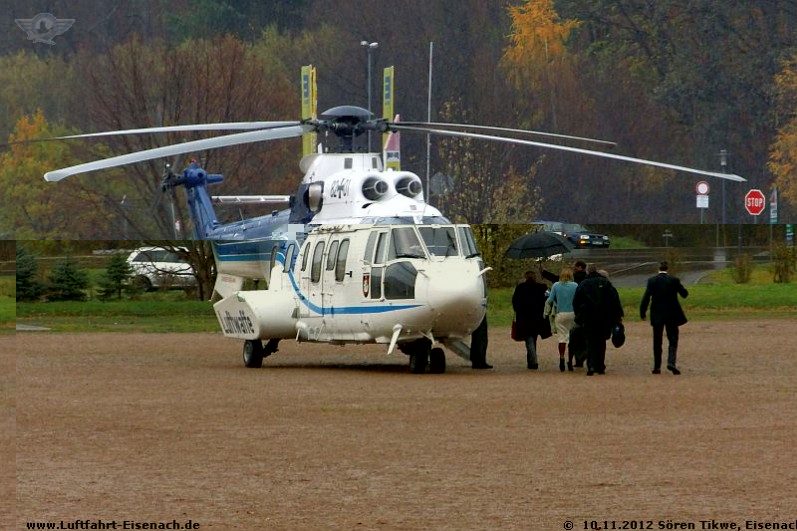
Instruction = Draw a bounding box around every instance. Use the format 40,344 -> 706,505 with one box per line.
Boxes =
214,239 -> 422,316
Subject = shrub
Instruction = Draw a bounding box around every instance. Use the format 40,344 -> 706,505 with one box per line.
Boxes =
732,254 -> 754,284
47,256 -> 89,301
16,246 -> 44,301
97,252 -> 134,300
772,245 -> 795,283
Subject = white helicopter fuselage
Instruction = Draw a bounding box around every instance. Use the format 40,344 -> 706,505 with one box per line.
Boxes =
210,151 -> 449,295
213,223 -> 488,355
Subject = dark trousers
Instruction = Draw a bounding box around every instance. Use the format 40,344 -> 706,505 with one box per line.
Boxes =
470,316 -> 489,366
585,327 -> 607,373
652,322 -> 679,369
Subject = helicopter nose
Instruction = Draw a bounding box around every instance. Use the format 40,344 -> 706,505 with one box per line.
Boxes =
424,266 -> 486,335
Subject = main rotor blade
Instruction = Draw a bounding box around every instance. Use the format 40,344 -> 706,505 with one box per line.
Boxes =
45,124 -> 310,182
396,121 -> 617,147
5,121 -> 300,147
392,125 -> 746,182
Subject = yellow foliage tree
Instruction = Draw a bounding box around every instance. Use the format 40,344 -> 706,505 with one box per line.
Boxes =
502,0 -> 581,129
769,54 -> 797,208
0,111 -> 112,239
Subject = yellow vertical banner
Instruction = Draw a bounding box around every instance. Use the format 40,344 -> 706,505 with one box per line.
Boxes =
382,66 -> 394,149
301,65 -> 317,157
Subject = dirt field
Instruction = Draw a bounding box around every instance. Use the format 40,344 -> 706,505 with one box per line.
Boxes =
1,336 -> 15,530
15,320 -> 797,530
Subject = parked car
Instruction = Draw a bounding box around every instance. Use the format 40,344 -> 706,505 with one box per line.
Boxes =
532,221 -> 611,249
125,247 -> 196,291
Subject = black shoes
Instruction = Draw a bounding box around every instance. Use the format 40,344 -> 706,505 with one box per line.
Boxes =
472,363 -> 493,369
667,365 -> 681,375
567,361 -> 573,372
586,370 -> 594,376
559,358 -> 565,372
652,368 -> 661,374
528,363 -> 539,370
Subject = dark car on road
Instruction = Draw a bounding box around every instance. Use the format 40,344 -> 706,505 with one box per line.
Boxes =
533,222 -> 610,249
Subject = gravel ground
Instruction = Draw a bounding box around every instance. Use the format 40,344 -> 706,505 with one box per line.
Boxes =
14,320 -> 797,530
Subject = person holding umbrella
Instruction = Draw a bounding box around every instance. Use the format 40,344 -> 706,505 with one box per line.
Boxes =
505,231 -> 574,370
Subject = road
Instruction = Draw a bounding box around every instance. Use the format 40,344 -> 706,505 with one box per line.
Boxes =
567,246 -> 769,288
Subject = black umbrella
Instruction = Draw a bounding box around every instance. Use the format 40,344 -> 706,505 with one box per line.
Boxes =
505,231 -> 575,259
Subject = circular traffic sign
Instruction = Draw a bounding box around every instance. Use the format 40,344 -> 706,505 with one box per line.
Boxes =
696,181 -> 710,195
744,189 -> 766,216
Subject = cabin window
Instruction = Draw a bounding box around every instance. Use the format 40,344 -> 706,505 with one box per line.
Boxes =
458,226 -> 480,258
301,241 -> 311,271
374,232 -> 388,264
364,232 -> 377,264
335,239 -> 350,282
370,267 -> 383,299
344,157 -> 353,169
419,226 -> 458,257
388,227 -> 425,260
372,157 -> 378,169
284,243 -> 296,272
311,241 -> 325,283
326,240 -> 339,271
384,262 -> 417,300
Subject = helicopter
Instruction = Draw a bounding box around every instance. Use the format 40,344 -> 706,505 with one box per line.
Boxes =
31,66 -> 748,372
213,222 -> 488,373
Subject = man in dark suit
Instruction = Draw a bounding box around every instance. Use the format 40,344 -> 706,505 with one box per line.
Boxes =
640,261 -> 689,375
573,264 -> 624,376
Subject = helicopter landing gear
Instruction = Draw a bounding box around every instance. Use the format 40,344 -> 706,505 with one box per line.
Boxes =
429,348 -> 446,374
242,339 -> 280,369
409,351 -> 428,374
403,339 -> 445,374
243,340 -> 263,368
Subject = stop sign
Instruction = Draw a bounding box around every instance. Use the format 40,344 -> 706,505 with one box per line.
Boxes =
745,189 -> 766,216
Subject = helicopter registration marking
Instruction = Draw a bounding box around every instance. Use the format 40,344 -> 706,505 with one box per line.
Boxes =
329,178 -> 351,198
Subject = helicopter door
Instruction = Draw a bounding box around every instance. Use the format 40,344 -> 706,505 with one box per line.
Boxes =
364,230 -> 388,302
297,240 -> 314,318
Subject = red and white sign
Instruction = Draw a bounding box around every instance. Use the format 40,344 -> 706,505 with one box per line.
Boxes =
744,189 -> 766,216
696,181 -> 710,195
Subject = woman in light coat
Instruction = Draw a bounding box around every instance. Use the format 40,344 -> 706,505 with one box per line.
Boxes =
547,268 -> 578,371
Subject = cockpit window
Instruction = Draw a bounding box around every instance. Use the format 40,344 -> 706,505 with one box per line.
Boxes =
458,226 -> 480,258
388,227 -> 426,260
419,226 -> 458,257
384,262 -> 417,300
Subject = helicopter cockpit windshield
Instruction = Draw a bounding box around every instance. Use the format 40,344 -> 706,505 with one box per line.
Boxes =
387,224 -> 481,260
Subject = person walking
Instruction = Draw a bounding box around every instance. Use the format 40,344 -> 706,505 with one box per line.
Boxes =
512,270 -> 549,370
573,264 -> 624,376
547,267 -> 578,372
640,261 -> 689,375
573,260 -> 587,284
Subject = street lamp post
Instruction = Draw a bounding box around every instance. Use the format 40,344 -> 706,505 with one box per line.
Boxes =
720,149 -> 728,225
360,40 -> 378,152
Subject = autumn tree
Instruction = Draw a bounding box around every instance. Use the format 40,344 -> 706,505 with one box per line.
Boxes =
69,34 -> 297,239
0,111 -> 115,239
768,53 -> 797,214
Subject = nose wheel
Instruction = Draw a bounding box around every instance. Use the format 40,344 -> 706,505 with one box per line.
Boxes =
405,339 -> 446,374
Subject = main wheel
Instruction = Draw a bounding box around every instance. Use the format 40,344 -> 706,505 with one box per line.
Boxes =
429,348 -> 446,374
242,340 -> 264,368
409,352 -> 428,374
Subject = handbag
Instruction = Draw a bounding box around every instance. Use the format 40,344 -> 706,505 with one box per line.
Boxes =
511,315 -> 521,341
611,322 -> 625,348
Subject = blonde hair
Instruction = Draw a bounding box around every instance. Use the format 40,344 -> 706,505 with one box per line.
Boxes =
559,267 -> 574,282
